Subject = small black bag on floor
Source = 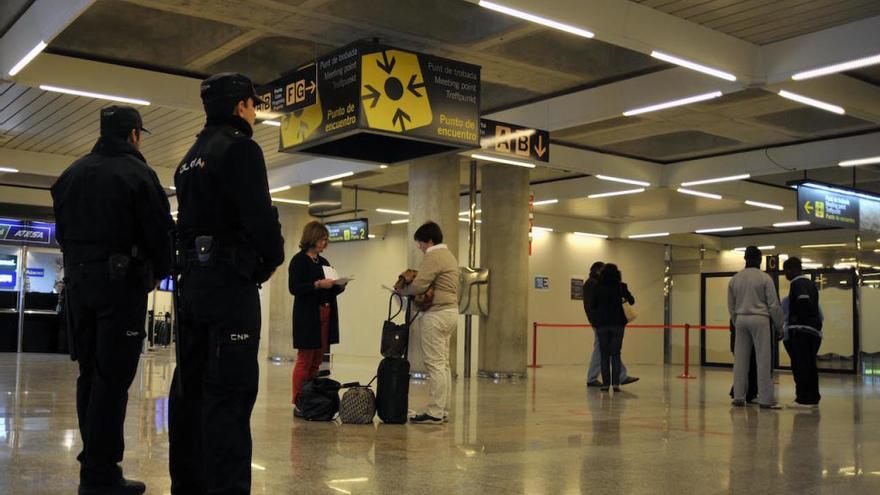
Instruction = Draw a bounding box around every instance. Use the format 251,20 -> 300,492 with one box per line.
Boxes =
339,380 -> 377,424
375,357 -> 410,424
294,372 -> 341,421
381,293 -> 410,358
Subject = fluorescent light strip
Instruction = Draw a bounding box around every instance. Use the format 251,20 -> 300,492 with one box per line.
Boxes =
801,243 -> 846,249
478,1 -> 594,38
695,226 -> 742,234
650,50 -> 736,81
379,165 -> 389,169
271,198 -> 309,205
588,188 -> 645,199
773,221 -> 810,228
376,208 -> 409,215
681,174 -> 750,187
574,232 -> 608,239
623,91 -> 722,117
368,234 -> 376,239
459,209 -> 482,216
745,200 -> 784,211
629,232 -> 669,239
311,172 -> 353,184
677,188 -> 722,200
390,219 -> 409,225
778,90 -> 844,115
792,53 -> 880,80
733,245 -> 776,252
471,153 -> 535,168
458,217 -> 482,224
262,120 -> 281,127
0,167 -> 19,173
268,185 -> 291,193
169,186 -> 176,191
532,226 -> 554,232
532,199 -> 559,206
39,84 -> 150,106
839,156 -> 880,167
595,175 -> 651,187
801,182 -> 879,202
9,41 -> 47,76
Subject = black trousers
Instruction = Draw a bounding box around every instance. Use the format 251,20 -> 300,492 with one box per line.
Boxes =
596,325 -> 625,386
66,263 -> 146,486
784,330 -> 822,405
169,265 -> 261,495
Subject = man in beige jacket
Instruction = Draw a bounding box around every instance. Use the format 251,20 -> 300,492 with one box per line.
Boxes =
399,221 -> 460,424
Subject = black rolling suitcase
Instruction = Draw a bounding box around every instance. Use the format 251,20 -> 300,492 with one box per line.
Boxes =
376,295 -> 414,424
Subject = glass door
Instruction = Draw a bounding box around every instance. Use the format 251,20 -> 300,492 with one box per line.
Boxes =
701,273 -> 735,366
0,245 -> 22,352
20,247 -> 64,353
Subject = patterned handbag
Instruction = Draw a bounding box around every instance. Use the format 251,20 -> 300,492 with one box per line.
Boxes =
339,380 -> 376,424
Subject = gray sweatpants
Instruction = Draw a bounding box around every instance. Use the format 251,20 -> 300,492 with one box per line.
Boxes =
733,314 -> 774,405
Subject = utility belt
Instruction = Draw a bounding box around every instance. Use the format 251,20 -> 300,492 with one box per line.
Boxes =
177,235 -> 258,281
65,245 -> 153,291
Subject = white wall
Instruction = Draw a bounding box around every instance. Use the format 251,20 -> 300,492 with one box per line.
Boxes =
861,286 -> 880,354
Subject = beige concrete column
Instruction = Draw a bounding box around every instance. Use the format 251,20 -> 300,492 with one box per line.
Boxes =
478,164 -> 529,377
267,204 -> 312,361
407,152 -> 461,375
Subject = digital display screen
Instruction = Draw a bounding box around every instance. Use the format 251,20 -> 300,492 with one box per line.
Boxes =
326,218 -> 369,242
158,276 -> 175,292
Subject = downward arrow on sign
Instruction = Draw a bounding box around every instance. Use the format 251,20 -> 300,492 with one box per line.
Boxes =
534,135 -> 547,158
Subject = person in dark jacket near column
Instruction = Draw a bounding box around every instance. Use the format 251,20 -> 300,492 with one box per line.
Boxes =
783,257 -> 822,408
583,261 -> 638,387
289,220 -> 346,410
168,73 -> 285,495
589,264 -> 635,392
52,105 -> 173,495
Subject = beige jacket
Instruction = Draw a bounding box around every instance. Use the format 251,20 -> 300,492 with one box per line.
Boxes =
401,244 -> 459,311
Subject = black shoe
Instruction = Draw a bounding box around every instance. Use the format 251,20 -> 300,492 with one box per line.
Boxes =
600,386 -> 610,391
587,380 -> 602,387
731,399 -> 746,407
79,478 -> 146,495
621,376 -> 639,385
409,413 -> 443,425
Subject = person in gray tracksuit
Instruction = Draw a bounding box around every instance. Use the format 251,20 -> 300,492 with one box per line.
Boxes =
727,246 -> 784,409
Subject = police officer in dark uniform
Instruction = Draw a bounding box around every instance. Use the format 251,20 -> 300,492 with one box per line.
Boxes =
51,106 -> 174,495
168,73 -> 284,494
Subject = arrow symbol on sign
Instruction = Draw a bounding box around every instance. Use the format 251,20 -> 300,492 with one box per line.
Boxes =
362,84 -> 381,108
407,74 -> 426,97
534,135 -> 547,158
392,108 -> 411,132
804,201 -> 813,215
305,81 -> 316,95
377,51 -> 396,74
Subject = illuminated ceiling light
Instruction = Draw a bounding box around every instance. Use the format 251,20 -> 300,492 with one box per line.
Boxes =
801,182 -> 879,201
677,188 -> 722,200
681,174 -> 750,187
695,226 -> 743,234
801,243 -> 846,249
622,91 -> 723,116
311,172 -> 353,184
588,188 -> 645,199
368,234 -> 376,239
778,90 -> 844,115
595,175 -> 651,187
650,50 -> 736,81
0,167 -> 19,173
574,232 -> 608,239
169,186 -> 176,191
629,232 -> 669,239
268,185 -> 291,193
459,209 -> 482,216
261,120 -> 281,127
733,245 -> 776,252
532,199 -> 559,206
272,198 -> 309,205
390,219 -> 409,225
745,200 -> 784,210
532,226 -> 554,232
375,208 -> 409,215
839,156 -> 880,167
792,53 -> 880,80
773,220 -> 810,228
40,84 -> 150,106
379,164 -> 389,169
8,40 -> 47,76
478,1 -> 594,38
471,153 -> 535,168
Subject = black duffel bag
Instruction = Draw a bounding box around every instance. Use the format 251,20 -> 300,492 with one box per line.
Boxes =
294,372 -> 341,421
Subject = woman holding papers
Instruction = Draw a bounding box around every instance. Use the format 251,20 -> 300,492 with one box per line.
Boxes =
289,221 -> 347,407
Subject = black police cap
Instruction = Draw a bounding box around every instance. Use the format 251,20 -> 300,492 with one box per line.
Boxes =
200,73 -> 267,105
100,106 -> 149,136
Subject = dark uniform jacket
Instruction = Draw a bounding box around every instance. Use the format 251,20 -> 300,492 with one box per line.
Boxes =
787,275 -> 822,337
51,137 -> 174,279
582,276 -> 599,325
289,250 -> 345,349
590,281 -> 635,327
175,115 -> 284,282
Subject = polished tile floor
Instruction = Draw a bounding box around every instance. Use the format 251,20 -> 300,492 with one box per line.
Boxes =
1,350 -> 879,494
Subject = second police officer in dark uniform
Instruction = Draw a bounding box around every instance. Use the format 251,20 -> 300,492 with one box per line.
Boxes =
52,106 -> 174,495
168,73 -> 284,494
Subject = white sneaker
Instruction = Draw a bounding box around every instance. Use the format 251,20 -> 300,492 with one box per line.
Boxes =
788,401 -> 818,409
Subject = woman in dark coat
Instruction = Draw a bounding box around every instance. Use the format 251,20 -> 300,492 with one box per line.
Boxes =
289,221 -> 346,406
589,263 -> 635,392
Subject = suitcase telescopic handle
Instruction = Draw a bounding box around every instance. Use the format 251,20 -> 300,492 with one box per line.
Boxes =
340,381 -> 361,388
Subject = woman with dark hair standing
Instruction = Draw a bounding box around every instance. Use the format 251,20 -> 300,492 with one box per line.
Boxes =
288,221 -> 346,409
589,263 -> 635,392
